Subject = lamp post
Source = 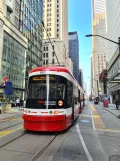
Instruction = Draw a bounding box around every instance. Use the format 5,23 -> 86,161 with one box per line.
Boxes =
85,34 -> 120,53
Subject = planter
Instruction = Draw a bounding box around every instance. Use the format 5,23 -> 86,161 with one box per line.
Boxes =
1,104 -> 11,113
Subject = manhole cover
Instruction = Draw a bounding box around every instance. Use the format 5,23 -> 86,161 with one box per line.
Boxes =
109,155 -> 120,161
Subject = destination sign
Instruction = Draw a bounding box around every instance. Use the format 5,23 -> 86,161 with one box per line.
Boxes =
32,76 -> 55,81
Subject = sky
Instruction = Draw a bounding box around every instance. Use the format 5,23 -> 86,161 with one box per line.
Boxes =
68,0 -> 92,94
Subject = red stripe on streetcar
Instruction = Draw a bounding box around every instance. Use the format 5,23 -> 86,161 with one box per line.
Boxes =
30,66 -> 75,80
41,112 -> 48,114
31,112 -> 37,114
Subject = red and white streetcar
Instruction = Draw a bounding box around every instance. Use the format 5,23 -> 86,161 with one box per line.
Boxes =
22,66 -> 85,131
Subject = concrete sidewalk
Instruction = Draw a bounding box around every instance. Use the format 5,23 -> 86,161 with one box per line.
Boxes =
100,102 -> 120,118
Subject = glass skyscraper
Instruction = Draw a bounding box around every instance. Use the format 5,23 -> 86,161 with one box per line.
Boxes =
0,0 -> 43,101
23,0 -> 43,81
68,32 -> 79,82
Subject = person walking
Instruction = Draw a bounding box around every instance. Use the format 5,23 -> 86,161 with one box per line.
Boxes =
16,98 -> 20,108
115,98 -> 119,110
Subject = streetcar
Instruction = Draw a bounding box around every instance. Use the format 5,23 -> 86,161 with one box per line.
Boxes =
22,66 -> 85,131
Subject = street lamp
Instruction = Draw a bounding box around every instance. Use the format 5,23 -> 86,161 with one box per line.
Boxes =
87,77 -> 99,102
85,34 -> 120,51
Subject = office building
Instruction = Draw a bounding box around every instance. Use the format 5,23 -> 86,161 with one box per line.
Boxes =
68,32 -> 79,82
79,68 -> 83,88
106,0 -> 120,103
42,0 -> 72,71
91,0 -> 107,97
0,0 -> 43,100
92,0 -> 106,16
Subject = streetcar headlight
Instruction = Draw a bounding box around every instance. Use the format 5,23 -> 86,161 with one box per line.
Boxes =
58,100 -> 63,106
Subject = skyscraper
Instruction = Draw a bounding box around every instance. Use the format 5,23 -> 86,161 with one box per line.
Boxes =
105,0 -> 120,103
92,0 -> 106,16
42,0 -> 72,71
68,32 -> 79,82
91,0 -> 107,97
0,0 -> 43,100
43,0 -> 68,51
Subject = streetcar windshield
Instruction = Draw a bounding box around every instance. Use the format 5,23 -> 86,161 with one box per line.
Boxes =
26,75 -> 66,109
28,83 -> 65,100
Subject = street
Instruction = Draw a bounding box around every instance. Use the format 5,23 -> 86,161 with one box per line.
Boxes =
0,102 -> 120,161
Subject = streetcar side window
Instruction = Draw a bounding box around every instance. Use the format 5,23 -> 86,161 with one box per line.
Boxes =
67,80 -> 73,108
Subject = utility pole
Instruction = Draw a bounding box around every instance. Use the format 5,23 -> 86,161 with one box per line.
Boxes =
97,80 -> 99,102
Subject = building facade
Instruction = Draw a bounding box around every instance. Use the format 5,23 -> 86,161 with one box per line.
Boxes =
106,0 -> 120,103
92,0 -> 106,16
68,32 -> 79,82
0,0 -> 43,101
91,0 -> 107,97
79,68 -> 83,89
42,0 -> 71,71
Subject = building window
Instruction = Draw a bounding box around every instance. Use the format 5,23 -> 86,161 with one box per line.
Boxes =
57,14 -> 59,17
57,34 -> 59,37
57,5 -> 59,8
57,9 -> 59,13
6,8 -> 11,20
46,53 -> 48,57
14,16 -> 19,30
43,53 -> 45,57
57,24 -> 59,27
52,59 -> 54,64
52,52 -> 54,57
52,45 -> 54,50
57,19 -> 59,22
46,46 -> 48,51
46,60 -> 48,64
57,29 -> 59,32
43,60 -> 45,65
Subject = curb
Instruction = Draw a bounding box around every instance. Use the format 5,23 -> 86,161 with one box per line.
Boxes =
105,108 -> 120,119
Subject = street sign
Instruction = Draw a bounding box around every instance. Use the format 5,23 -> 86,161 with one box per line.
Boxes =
5,81 -> 13,95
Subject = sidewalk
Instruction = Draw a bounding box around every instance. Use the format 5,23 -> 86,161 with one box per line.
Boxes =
0,107 -> 24,119
100,102 -> 120,118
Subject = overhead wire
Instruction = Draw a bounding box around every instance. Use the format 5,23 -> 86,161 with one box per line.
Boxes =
42,21 -> 60,66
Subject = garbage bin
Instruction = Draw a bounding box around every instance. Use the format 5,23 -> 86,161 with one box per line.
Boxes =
103,99 -> 108,107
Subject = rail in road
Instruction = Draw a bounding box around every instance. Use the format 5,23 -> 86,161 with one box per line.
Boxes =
0,103 -> 120,161
0,127 -> 68,161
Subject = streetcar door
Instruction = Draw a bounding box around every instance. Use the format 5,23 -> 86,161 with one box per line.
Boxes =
78,89 -> 81,113
72,99 -> 74,120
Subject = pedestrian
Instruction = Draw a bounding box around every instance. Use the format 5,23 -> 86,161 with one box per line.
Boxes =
23,100 -> 26,108
115,98 -> 119,110
16,98 -> 20,108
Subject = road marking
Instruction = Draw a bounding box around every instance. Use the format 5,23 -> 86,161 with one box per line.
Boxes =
90,104 -> 105,130
0,117 -> 22,123
76,124 -> 93,161
97,129 -> 120,133
91,111 -> 96,130
81,114 -> 91,118
80,120 -> 90,123
0,126 -> 23,138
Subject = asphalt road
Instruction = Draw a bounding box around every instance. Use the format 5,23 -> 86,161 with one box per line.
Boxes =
0,103 -> 120,161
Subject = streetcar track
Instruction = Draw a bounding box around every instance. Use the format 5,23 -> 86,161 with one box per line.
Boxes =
31,134 -> 58,161
0,122 -> 23,132
0,117 -> 22,123
0,131 -> 27,148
